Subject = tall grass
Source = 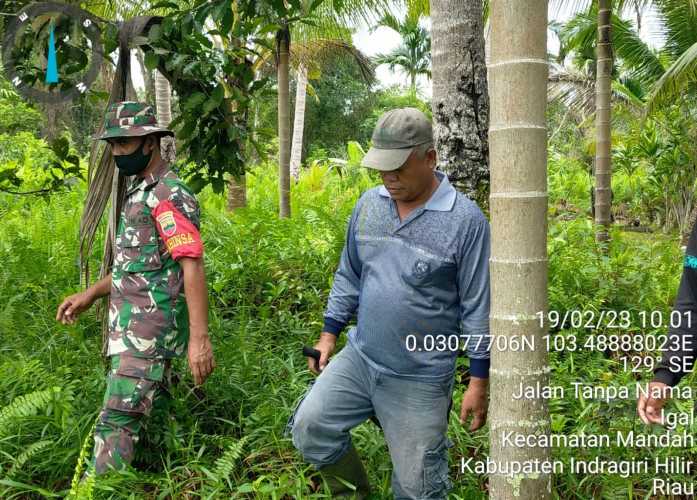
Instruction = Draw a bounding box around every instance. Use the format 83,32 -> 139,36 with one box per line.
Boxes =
0,159 -> 687,498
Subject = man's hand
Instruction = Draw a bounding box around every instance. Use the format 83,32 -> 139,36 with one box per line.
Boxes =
310,332 -> 337,374
188,333 -> 215,385
179,257 -> 213,385
56,290 -> 95,325
56,274 -> 111,325
460,377 -> 488,431
637,380 -> 670,425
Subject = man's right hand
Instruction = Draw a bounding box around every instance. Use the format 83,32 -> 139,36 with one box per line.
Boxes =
309,332 -> 337,374
56,290 -> 96,325
637,380 -> 670,425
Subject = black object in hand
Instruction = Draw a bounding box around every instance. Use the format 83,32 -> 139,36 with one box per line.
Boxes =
302,345 -> 322,372
302,345 -> 321,361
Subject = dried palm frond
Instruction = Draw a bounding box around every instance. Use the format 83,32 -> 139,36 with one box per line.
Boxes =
79,16 -> 161,356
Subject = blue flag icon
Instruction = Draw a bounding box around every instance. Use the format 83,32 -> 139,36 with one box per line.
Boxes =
46,21 -> 59,84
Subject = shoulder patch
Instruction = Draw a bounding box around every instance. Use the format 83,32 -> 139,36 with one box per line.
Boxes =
156,210 -> 177,237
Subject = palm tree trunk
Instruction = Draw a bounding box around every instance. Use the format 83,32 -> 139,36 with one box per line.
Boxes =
594,0 -> 613,242
204,18 -> 250,211
290,64 -> 308,181
278,25 -> 291,218
154,70 -> 176,163
430,0 -> 490,210
489,1 -> 551,499
136,48 -> 155,103
227,173 -> 247,211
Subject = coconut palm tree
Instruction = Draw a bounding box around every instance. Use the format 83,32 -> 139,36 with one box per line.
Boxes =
269,0 -> 387,218
595,0 -> 612,242
489,1 -> 551,498
430,0 -> 489,209
551,7 -> 663,106
277,22 -> 291,218
550,0 -> 658,241
286,36 -> 373,180
290,63 -> 309,181
372,11 -> 431,94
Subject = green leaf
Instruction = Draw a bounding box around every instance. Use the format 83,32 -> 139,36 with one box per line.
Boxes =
213,84 -> 225,102
144,52 -> 159,71
166,54 -> 189,72
237,484 -> 254,493
183,92 -> 207,111
203,84 -> 225,114
50,137 -> 70,159
150,0 -> 180,10
103,23 -> 119,55
148,24 -> 162,42
187,174 -> 207,193
226,126 -> 238,141
211,0 -> 231,24
212,176 -> 225,193
179,118 -> 200,140
183,60 -> 201,76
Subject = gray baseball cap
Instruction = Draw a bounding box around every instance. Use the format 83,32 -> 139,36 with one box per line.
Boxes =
362,107 -> 433,171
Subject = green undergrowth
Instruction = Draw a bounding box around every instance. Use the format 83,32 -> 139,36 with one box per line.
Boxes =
0,160 -> 687,499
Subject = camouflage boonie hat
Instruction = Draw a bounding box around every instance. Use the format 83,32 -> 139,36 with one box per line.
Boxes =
95,101 -> 174,140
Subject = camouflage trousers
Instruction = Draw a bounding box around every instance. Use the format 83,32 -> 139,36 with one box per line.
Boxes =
91,354 -> 172,474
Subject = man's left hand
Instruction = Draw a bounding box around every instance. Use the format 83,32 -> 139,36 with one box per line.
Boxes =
188,334 -> 215,385
460,377 -> 488,431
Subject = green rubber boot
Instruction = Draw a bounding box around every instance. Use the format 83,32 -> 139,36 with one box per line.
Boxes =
318,443 -> 370,499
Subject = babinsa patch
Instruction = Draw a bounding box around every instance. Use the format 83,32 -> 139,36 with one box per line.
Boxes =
156,211 -> 177,237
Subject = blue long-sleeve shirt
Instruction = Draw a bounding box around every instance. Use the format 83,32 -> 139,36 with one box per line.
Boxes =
323,171 -> 491,381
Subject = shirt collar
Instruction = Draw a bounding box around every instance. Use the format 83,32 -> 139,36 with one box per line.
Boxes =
378,170 -> 456,212
126,158 -> 169,195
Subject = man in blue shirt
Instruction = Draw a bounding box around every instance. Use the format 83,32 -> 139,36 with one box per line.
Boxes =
289,108 -> 491,499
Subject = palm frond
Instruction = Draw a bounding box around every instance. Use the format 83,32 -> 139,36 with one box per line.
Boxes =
550,0 -> 592,18
646,41 -> 697,116
407,0 -> 429,18
293,13 -> 353,42
293,38 -> 375,83
374,12 -> 403,33
655,0 -> 697,60
611,78 -> 645,107
548,61 -> 642,119
559,8 -> 663,89
612,12 -> 665,86
371,10 -> 430,85
254,37 -> 374,84
315,0 -> 394,27
79,16 -> 146,298
550,0 -> 652,18
548,62 -> 597,118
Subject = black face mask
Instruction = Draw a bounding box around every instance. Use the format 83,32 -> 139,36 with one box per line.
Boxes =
114,138 -> 152,176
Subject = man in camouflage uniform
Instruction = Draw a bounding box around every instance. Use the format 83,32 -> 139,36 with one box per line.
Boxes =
56,101 -> 215,474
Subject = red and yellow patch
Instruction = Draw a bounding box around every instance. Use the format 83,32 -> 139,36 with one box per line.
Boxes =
153,199 -> 204,260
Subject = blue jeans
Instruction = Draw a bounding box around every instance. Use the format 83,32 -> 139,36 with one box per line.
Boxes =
289,340 -> 455,499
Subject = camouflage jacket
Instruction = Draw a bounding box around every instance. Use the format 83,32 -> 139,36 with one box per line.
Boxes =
108,160 -> 204,359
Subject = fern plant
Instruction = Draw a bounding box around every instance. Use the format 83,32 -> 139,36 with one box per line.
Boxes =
0,387 -> 62,436
6,439 -> 54,478
211,436 -> 248,484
